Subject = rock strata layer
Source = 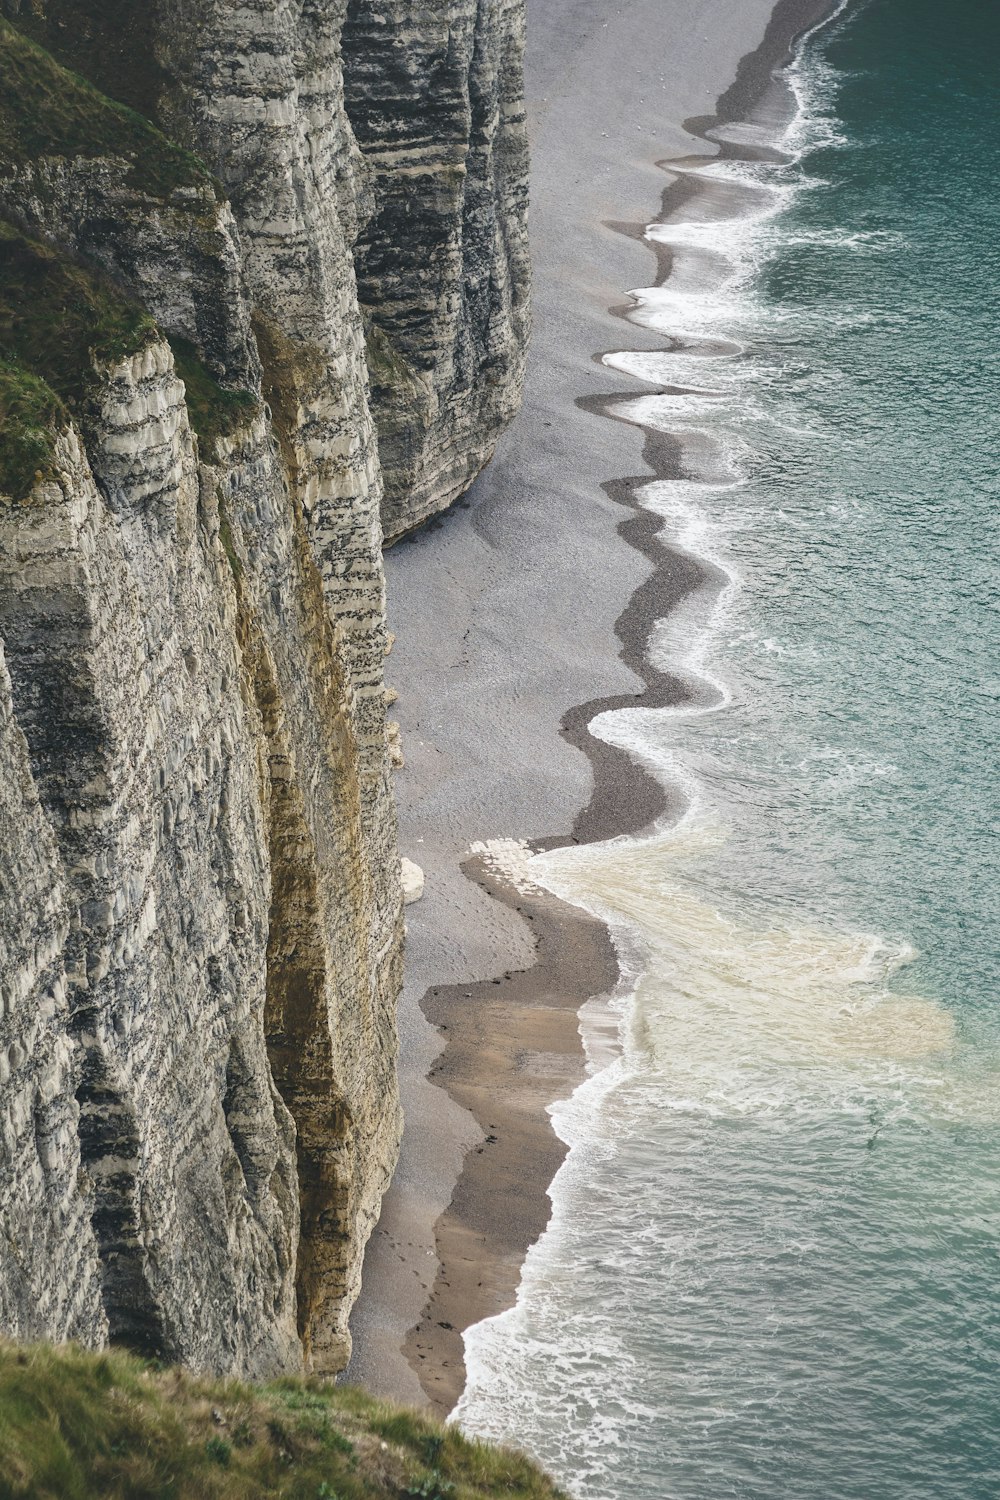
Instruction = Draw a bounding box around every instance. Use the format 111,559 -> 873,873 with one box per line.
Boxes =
343,0 -> 530,541
0,0 -> 527,1378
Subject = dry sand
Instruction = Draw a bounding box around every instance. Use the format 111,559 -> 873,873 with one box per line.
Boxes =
346,0 -> 833,1412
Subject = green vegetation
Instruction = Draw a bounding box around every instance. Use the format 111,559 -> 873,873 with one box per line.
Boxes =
0,358 -> 66,499
0,1343 -> 566,1500
0,24 -> 256,495
0,225 -> 257,497
0,221 -> 156,397
0,17 -> 212,198
2,0 -> 170,123
362,316 -> 425,399
0,219 -> 155,499
168,337 -> 259,448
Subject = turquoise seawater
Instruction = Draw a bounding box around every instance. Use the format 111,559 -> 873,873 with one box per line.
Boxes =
455,1 -> 1000,1496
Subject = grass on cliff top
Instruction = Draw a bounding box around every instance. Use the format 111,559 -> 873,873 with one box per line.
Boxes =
0,1342 -> 567,1500
0,223 -> 259,497
0,17 -> 212,198
0,220 -> 156,396
0,218 -> 155,499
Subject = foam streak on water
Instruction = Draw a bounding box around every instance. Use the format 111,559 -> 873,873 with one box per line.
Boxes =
455,4 -> 1000,1496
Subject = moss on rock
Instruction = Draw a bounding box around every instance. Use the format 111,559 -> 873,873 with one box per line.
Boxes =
0,223 -> 257,495
0,218 -> 155,498
0,220 -> 156,396
0,17 -> 212,198
169,336 -> 259,450
0,357 -> 64,499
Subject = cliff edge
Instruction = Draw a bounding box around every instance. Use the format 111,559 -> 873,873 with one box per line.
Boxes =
0,1341 -> 566,1497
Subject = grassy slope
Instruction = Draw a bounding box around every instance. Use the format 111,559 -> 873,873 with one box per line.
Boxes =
0,17 -> 209,197
0,221 -> 157,393
0,0 -> 168,121
0,1344 -> 565,1500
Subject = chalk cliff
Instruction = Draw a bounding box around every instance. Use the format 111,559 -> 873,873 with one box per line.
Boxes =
0,0 -> 528,1377
343,0 -> 530,540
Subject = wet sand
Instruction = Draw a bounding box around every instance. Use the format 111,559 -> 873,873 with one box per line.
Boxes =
346,0 -> 835,1413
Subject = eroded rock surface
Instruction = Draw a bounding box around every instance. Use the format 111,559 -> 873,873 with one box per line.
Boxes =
0,0 -> 526,1377
343,0 -> 530,540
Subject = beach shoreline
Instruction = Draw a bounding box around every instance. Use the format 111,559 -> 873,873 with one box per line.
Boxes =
346,0 -> 838,1413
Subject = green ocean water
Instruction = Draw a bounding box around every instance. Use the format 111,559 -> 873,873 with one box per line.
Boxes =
455,1 -> 1000,1496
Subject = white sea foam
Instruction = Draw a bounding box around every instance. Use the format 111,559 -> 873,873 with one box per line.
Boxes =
531,824 -> 954,1114
468,836 -> 544,895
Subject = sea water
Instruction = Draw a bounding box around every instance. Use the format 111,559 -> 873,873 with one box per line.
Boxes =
454,1 -> 1000,1496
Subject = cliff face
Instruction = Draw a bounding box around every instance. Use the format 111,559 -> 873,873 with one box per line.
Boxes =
343,0 -> 530,541
0,0 -> 527,1378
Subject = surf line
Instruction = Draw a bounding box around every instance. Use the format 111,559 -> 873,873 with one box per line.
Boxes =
562,0 -> 852,803
407,0 -> 849,1420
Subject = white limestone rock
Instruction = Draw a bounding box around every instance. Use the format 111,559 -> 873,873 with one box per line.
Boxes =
400,858 -> 425,905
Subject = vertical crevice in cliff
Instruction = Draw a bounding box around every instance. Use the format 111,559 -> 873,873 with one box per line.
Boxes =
257,662 -> 354,1372
460,0 -> 511,376
74,1052 -> 169,1360
218,501 -> 359,1372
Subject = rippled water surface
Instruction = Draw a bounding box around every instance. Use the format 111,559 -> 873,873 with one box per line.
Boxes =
455,2 -> 1000,1495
